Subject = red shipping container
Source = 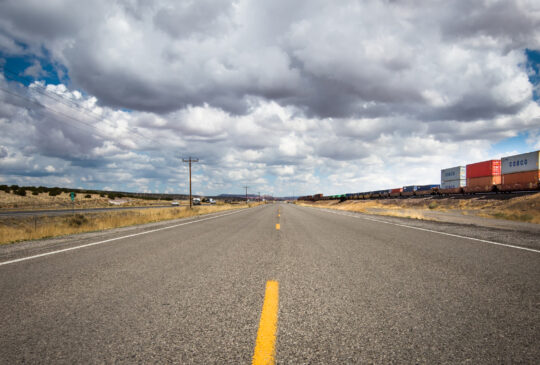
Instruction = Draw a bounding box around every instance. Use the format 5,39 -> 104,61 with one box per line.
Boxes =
466,160 -> 501,178
464,176 -> 501,193
501,171 -> 540,191
390,188 -> 402,193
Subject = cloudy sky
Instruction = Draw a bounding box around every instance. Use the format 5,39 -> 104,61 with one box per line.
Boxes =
0,0 -> 539,197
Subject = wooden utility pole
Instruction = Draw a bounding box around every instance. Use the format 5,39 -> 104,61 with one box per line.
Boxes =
183,157 -> 199,209
243,185 -> 249,204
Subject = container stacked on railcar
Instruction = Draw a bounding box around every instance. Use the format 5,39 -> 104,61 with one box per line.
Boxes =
465,160 -> 501,193
440,166 -> 466,193
501,151 -> 540,191
416,184 -> 440,195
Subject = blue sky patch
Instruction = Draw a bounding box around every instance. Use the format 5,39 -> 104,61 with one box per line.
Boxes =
525,49 -> 540,101
1,50 -> 68,86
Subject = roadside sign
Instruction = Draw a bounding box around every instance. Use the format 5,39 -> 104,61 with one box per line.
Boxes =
70,192 -> 75,201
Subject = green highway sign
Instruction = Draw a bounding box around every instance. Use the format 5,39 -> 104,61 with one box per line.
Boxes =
70,192 -> 75,201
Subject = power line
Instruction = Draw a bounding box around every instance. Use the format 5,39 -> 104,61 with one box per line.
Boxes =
1,67 -> 152,145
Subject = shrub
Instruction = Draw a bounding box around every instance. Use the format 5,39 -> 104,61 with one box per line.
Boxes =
32,191 -> 39,195
15,188 -> 27,196
85,194 -> 92,199
68,214 -> 88,227
100,193 -> 105,197
49,189 -> 61,197
428,202 -> 438,209
107,193 -> 116,199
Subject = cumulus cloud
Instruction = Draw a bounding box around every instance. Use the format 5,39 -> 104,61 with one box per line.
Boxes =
0,1 -> 539,195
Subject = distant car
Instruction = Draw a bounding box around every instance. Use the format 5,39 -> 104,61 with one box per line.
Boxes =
193,198 -> 201,205
171,201 -> 180,206
209,198 -> 216,204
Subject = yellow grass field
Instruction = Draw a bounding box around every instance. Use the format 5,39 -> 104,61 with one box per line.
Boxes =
296,193 -> 540,224
0,190 -> 181,210
0,203 -> 263,245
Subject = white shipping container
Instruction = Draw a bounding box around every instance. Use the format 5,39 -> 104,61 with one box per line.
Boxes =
501,150 -> 540,174
441,180 -> 466,189
441,166 -> 466,182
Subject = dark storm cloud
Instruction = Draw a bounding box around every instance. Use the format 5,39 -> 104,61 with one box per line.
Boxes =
1,0 -> 538,122
441,1 -> 540,49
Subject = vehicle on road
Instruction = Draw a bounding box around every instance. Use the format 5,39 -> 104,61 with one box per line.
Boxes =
193,197 -> 201,205
171,201 -> 180,206
209,198 -> 216,204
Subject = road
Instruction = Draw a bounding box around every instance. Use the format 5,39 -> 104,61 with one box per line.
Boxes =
0,204 -> 538,363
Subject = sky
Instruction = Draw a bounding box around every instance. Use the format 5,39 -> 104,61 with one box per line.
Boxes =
0,0 -> 539,197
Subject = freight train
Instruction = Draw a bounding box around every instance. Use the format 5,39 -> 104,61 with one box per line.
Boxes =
298,150 -> 540,201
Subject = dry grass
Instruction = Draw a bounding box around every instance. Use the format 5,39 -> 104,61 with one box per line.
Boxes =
0,190 -> 184,210
296,192 -> 540,224
0,203 -> 263,245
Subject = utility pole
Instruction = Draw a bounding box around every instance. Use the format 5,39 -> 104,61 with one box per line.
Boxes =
243,185 -> 249,204
258,192 -> 260,202
183,157 -> 199,209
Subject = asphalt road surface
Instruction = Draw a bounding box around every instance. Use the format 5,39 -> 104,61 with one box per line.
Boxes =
0,204 -> 538,363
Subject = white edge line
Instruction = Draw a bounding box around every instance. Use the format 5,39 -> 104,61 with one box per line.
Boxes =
300,205 -> 540,254
0,206 -> 263,267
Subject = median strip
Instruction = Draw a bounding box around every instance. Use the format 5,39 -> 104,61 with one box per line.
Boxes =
252,280 -> 279,365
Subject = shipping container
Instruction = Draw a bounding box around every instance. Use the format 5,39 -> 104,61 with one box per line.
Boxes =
466,160 -> 501,178
501,150 -> 540,174
415,184 -> 440,195
403,185 -> 418,192
501,170 -> 540,191
441,166 -> 466,182
440,180 -> 466,189
464,176 -> 501,193
417,184 -> 440,191
390,188 -> 402,193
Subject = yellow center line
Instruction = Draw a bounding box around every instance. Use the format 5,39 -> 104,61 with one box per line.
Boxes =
275,223 -> 280,230
252,280 -> 279,365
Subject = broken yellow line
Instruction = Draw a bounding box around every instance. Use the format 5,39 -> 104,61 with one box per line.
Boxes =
252,281 -> 279,365
275,223 -> 280,230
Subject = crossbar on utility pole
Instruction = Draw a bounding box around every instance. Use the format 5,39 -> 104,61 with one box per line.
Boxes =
183,157 -> 199,209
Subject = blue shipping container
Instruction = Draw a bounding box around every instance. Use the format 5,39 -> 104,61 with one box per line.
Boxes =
417,184 -> 440,191
403,185 -> 418,192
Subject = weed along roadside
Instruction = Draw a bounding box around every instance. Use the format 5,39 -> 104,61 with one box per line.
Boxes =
296,193 -> 540,225
0,203 -> 263,245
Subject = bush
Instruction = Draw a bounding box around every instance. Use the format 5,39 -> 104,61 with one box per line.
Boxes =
32,191 -> 39,195
49,189 -> 61,196
15,188 -> 27,196
0,185 -> 10,193
107,193 -> 116,199
100,193 -> 105,197
85,194 -> 92,199
428,202 -> 438,209
68,214 -> 88,227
